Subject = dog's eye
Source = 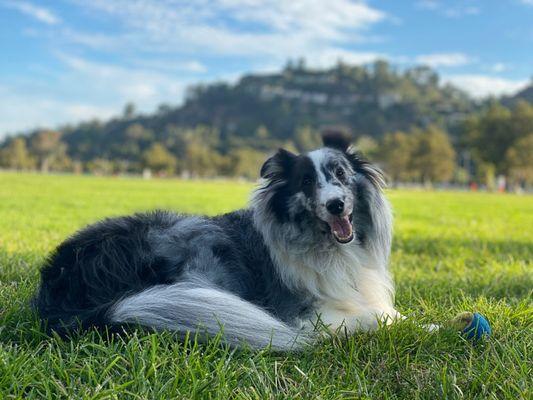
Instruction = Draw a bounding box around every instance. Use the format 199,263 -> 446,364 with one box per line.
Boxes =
335,168 -> 345,179
302,176 -> 313,186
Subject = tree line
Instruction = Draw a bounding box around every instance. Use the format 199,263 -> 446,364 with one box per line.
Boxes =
1,98 -> 531,187
0,60 -> 531,187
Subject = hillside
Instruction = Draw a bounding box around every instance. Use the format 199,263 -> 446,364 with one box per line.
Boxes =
502,82 -> 533,107
56,60 -> 475,161
3,60 -> 532,185
146,60 -> 474,141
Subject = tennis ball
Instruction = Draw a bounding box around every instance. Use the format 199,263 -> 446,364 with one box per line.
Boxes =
451,311 -> 491,341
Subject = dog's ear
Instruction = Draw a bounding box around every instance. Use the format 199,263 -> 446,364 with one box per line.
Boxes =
322,129 -> 352,152
260,148 -> 296,179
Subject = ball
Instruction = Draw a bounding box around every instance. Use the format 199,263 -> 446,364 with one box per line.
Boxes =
462,312 -> 492,341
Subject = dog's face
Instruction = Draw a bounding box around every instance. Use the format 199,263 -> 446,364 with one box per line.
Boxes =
258,131 -> 384,245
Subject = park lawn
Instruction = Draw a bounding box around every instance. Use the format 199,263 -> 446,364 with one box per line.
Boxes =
0,171 -> 531,399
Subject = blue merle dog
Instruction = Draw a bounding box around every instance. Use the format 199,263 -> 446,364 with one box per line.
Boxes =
34,132 -> 413,350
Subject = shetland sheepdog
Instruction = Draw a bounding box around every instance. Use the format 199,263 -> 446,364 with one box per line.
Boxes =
34,131 -> 407,350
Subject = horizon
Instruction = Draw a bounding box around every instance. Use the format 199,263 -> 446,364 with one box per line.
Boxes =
1,0 -> 532,138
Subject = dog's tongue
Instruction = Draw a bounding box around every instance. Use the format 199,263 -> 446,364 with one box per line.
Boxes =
329,215 -> 353,243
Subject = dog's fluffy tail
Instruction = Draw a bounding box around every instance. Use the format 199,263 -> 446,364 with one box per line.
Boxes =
109,280 -> 310,351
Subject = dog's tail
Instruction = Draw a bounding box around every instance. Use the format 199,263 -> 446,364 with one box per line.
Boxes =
109,279 -> 310,351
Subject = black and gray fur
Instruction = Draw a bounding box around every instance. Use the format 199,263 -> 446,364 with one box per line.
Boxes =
34,132 -> 397,351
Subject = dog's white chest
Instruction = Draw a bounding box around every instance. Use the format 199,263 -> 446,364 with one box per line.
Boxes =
310,264 -> 396,332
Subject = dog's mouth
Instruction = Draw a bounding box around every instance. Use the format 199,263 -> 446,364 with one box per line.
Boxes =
326,213 -> 354,244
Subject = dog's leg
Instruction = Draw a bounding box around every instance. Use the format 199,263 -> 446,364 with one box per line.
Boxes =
309,303 -> 405,334
383,311 -> 441,332
354,268 -> 441,332
378,309 -> 441,332
312,306 -> 442,335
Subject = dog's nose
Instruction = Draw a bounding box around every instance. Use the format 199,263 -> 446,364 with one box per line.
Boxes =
326,199 -> 344,215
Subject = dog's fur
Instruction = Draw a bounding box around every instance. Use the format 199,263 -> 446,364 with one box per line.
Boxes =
33,132 -> 405,350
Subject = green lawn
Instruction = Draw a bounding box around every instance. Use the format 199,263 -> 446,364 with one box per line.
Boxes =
0,171 -> 531,399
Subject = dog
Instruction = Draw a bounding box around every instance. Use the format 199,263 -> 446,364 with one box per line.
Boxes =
33,131 -> 406,351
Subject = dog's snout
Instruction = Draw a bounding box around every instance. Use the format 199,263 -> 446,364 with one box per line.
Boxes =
326,199 -> 344,215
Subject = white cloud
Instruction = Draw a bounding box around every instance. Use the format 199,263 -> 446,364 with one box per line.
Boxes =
56,53 -> 188,104
415,52 -> 473,67
220,0 -> 385,40
489,63 -> 509,73
62,104 -> 117,121
416,1 -> 480,18
443,6 -> 479,18
69,0 -> 387,61
1,0 -> 61,25
0,86 -> 117,135
445,74 -> 529,98
130,59 -> 208,73
180,61 -> 208,73
0,54 -> 194,137
519,0 -> 533,5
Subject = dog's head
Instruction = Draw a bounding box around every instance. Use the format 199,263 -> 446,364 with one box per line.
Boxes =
256,130 -> 385,245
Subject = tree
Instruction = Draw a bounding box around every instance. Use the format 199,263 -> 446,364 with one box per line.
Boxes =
378,131 -> 413,182
355,135 -> 379,159
0,138 -> 35,170
462,103 -> 511,174
509,100 -> 533,142
30,130 -> 67,172
229,148 -> 268,179
123,103 -> 136,119
294,126 -> 321,152
255,125 -> 270,140
142,143 -> 177,175
505,134 -> 533,185
462,100 -> 533,178
125,123 -> 153,141
86,158 -> 114,175
184,141 -> 220,177
410,126 -> 455,183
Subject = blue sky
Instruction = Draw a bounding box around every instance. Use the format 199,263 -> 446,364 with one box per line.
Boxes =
0,0 -> 532,137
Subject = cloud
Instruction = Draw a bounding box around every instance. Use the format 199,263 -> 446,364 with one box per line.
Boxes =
415,52 -> 473,67
129,59 -> 208,74
416,1 -> 480,18
0,85 -> 117,135
0,54 -> 196,136
69,0 -> 388,61
1,0 -> 61,25
179,61 -> 208,73
489,63 -> 509,73
444,74 -> 529,98
56,53 -> 189,104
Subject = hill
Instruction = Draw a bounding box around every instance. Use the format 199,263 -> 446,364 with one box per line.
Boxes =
25,60 -> 476,161
164,60 -> 474,139
501,82 -> 533,107
2,60 -> 532,186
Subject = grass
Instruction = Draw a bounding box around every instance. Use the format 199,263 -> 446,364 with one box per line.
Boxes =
0,171 -> 531,399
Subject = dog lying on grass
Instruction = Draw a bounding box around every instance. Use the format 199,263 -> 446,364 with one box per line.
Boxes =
35,131 -> 448,350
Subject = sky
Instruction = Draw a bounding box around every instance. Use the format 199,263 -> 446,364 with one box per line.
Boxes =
0,0 -> 532,137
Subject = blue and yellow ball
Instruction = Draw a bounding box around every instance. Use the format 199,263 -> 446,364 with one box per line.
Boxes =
461,312 -> 492,341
